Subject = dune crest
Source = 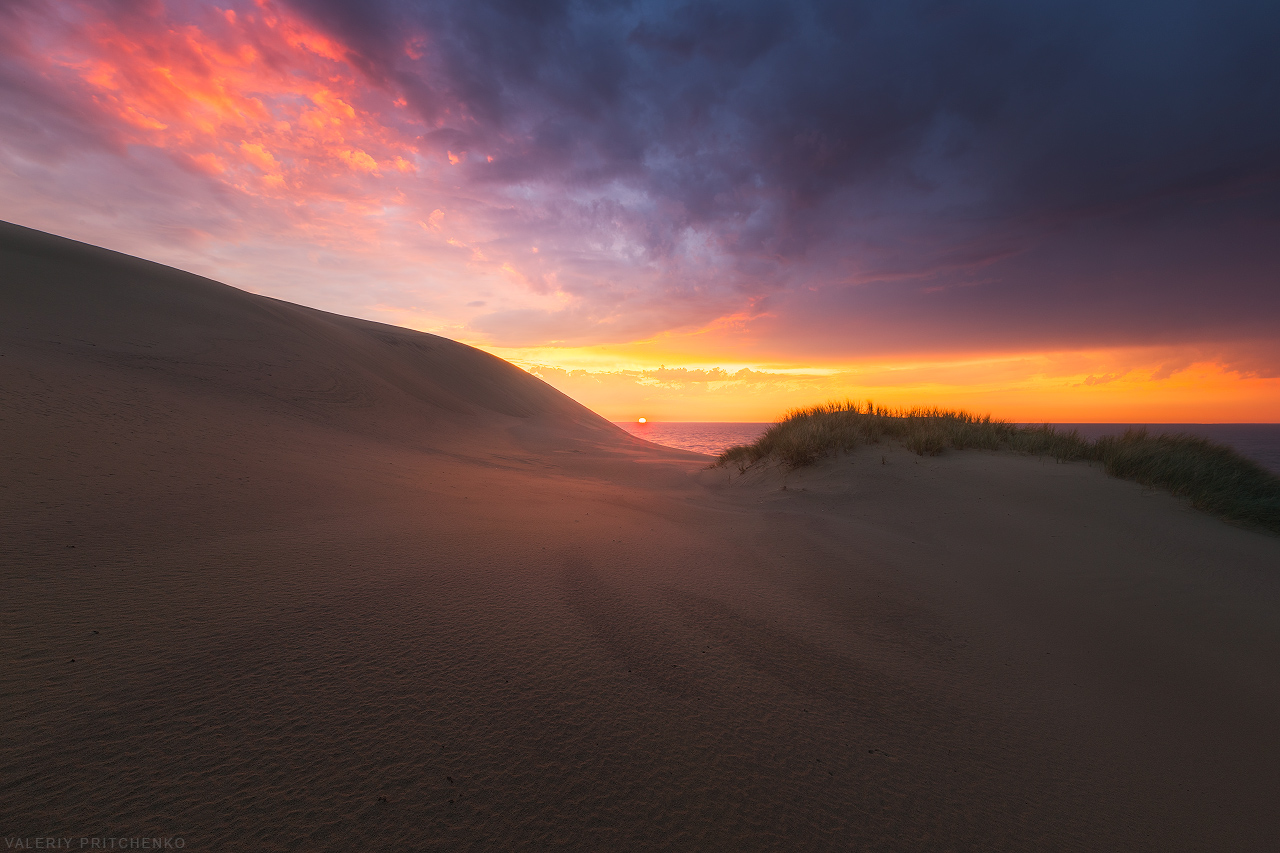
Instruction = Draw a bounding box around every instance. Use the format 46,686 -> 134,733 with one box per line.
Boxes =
0,221 -> 640,455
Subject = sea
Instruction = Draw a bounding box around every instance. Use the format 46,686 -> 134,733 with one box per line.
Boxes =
615,421 -> 1280,475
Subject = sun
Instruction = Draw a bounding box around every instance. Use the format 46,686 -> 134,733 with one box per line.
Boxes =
637,417 -> 647,424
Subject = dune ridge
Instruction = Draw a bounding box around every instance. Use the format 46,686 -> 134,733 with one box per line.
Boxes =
0,221 -> 631,452
3,223 -> 1279,851
718,400 -> 1280,533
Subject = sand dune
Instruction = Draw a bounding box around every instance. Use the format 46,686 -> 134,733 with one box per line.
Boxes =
3,222 -> 1278,851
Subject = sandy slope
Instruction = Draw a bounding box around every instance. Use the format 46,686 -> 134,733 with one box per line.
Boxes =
2,222 -> 1278,851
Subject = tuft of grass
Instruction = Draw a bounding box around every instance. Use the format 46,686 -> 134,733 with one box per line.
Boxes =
716,400 -> 1280,534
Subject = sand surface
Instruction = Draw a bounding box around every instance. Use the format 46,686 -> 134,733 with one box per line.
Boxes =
3,221 -> 1279,851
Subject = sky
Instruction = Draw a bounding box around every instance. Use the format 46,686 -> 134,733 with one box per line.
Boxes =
2,0 -> 1279,422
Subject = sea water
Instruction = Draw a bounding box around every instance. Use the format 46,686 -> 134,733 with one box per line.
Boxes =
615,421 -> 1280,475
615,422 -> 772,457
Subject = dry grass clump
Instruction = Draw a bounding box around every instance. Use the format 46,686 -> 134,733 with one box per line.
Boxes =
716,401 -> 1280,533
1094,431 -> 1280,531
716,401 -> 1090,467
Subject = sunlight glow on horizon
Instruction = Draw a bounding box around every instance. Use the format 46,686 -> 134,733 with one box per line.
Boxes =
502,344 -> 1280,423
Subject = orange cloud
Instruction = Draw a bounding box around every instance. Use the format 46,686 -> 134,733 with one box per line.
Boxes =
239,141 -> 279,172
40,0 -> 423,214
338,148 -> 379,173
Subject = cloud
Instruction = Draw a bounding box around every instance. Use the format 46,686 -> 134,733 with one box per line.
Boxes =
0,0 -> 423,216
2,0 -> 1279,373
278,0 -> 1280,352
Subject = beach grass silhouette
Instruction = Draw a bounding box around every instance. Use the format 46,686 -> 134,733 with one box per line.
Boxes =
718,401 -> 1280,533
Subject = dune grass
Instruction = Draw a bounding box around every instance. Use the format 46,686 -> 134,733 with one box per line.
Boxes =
716,401 -> 1280,534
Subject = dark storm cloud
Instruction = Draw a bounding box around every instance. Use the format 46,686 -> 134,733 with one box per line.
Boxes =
287,0 -> 1280,353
